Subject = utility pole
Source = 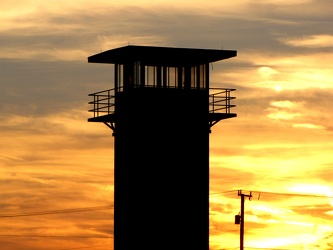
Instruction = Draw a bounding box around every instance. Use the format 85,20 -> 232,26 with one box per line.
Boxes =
236,190 -> 252,250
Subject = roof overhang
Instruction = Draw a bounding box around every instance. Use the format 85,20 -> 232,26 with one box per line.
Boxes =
88,45 -> 237,67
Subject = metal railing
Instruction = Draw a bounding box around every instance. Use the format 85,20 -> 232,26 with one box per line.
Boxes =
88,88 -> 116,118
88,87 -> 236,118
209,88 -> 236,114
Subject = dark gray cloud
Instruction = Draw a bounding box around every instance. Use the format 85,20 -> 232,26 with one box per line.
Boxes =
2,2 -> 332,118
1,59 -> 111,115
3,2 -> 332,59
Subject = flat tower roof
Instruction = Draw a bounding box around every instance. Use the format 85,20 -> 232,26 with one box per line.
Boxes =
88,45 -> 237,67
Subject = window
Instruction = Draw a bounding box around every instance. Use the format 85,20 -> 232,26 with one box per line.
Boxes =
115,64 -> 124,91
146,66 -> 157,87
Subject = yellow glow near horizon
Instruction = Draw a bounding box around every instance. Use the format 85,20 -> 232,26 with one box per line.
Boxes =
288,184 -> 333,196
292,123 -> 326,129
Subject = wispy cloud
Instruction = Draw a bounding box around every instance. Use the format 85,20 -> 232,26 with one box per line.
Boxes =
292,123 -> 326,129
284,34 -> 333,48
266,100 -> 303,120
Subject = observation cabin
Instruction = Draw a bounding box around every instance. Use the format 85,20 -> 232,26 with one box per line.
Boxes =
87,45 -> 237,250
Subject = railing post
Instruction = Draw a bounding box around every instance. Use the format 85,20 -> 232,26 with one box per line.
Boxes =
96,95 -> 99,117
226,90 -> 228,114
212,94 -> 215,113
94,94 -> 96,118
108,89 -> 110,114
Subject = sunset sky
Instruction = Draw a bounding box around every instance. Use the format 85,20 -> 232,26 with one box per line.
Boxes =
1,0 -> 333,249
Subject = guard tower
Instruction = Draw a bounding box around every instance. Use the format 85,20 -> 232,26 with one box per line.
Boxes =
87,45 -> 237,250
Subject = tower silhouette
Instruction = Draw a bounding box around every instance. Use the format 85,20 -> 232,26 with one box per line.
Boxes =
88,45 -> 237,250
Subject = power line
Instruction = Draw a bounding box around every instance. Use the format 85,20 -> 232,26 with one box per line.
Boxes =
218,247 -> 315,250
0,205 -> 113,218
245,190 -> 333,199
59,245 -> 113,250
244,248 -> 304,250
210,190 -> 237,196
4,190 -> 326,219
0,235 -> 112,238
211,190 -> 333,199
